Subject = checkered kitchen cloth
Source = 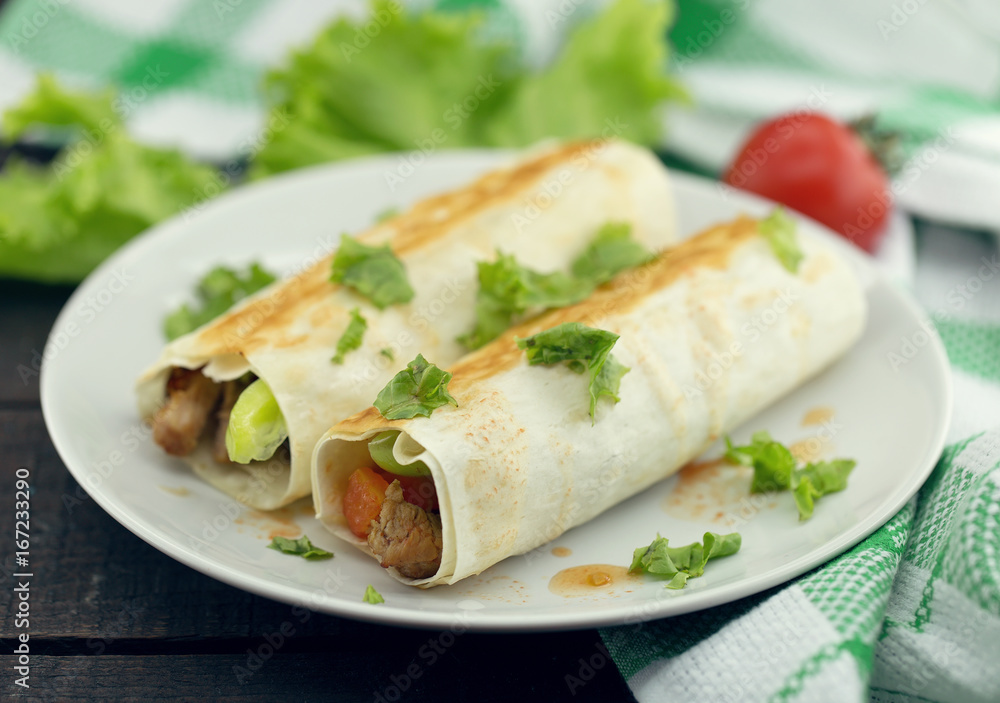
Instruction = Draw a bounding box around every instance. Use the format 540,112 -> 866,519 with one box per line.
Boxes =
2,2 -> 999,701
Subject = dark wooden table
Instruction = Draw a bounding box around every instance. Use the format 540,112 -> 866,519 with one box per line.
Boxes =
0,278 -> 638,700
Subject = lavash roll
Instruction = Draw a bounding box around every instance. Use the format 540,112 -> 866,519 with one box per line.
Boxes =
313,215 -> 867,586
136,139 -> 678,510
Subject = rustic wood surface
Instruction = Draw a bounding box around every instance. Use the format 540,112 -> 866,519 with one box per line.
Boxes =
0,280 -> 638,701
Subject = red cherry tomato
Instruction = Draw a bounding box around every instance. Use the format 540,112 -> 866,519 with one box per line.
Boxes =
723,112 -> 892,253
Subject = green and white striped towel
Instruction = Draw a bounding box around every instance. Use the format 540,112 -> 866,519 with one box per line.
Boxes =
2,2 -> 999,700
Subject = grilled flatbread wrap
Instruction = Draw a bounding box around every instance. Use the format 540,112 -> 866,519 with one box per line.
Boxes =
135,140 -> 678,510
313,215 -> 867,586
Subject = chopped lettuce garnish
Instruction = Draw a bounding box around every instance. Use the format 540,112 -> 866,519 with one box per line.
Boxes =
373,354 -> 458,420
570,222 -> 655,285
725,432 -> 856,520
724,430 -> 796,493
3,74 -> 117,138
363,584 -> 385,604
332,307 -> 368,364
368,430 -> 431,477
459,253 -> 593,350
267,535 -> 333,560
629,532 -> 741,589
251,0 -> 685,178
330,235 -> 414,309
226,379 -> 289,464
460,224 -> 652,350
164,263 -> 276,340
759,208 -> 803,273
790,459 -> 856,521
516,322 -> 629,422
0,75 -> 226,283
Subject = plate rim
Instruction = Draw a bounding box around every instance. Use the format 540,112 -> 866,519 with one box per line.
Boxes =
40,150 -> 953,632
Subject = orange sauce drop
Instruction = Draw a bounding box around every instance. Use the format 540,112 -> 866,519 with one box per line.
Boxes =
663,458 -> 753,525
242,507 -> 304,540
802,406 -> 834,426
548,564 -> 638,597
551,547 -> 572,557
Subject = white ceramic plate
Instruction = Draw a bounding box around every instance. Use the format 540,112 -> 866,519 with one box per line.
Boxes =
41,151 -> 951,632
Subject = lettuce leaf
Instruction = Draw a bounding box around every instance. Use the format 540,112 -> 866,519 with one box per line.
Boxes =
164,263 -> 276,340
459,253 -> 593,350
332,307 -> 368,364
725,430 -> 796,493
267,535 -> 333,560
629,531 -> 741,589
362,584 -> 385,604
374,354 -> 458,420
570,222 -> 655,285
759,208 -> 803,273
252,0 -> 684,177
330,234 -> 414,309
460,223 -> 653,350
483,0 -> 688,147
0,76 -> 224,283
791,459 -> 856,521
726,431 -> 856,520
516,322 -> 629,422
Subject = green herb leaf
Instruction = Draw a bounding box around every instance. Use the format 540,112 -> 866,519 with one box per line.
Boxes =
759,208 -> 803,273
165,263 -> 276,341
459,253 -> 593,350
380,348 -> 395,361
363,584 -> 385,604
629,532 -> 741,589
516,322 -> 628,422
727,432 -> 856,521
373,354 -> 458,420
791,459 -> 856,521
724,431 -> 796,493
267,535 -> 333,560
570,222 -> 655,285
330,235 -> 414,309
332,307 -> 368,364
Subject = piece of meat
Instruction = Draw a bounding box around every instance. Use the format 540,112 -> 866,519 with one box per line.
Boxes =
367,480 -> 443,579
152,367 -> 221,456
211,379 -> 248,464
